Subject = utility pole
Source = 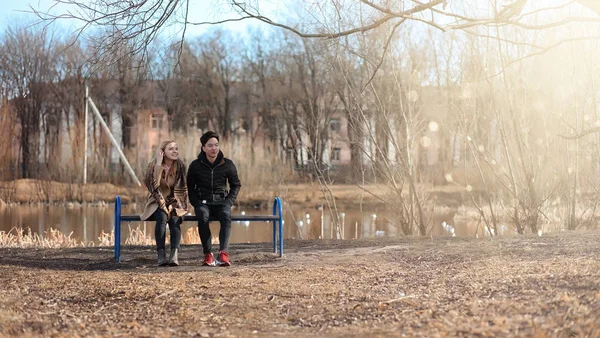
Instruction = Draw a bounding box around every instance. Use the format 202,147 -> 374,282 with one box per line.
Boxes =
83,84 -> 88,185
87,96 -> 142,186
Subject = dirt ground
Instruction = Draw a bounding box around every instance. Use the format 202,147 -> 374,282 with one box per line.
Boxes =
0,231 -> 598,337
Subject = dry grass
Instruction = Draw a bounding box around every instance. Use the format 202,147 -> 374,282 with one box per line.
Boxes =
0,179 -> 147,204
0,225 -> 218,249
0,227 -> 84,248
124,224 -> 152,245
0,178 -> 394,207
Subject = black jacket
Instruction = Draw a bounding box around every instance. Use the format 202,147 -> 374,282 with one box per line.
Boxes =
187,150 -> 242,208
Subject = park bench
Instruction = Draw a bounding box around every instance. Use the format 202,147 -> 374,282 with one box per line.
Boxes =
113,195 -> 284,262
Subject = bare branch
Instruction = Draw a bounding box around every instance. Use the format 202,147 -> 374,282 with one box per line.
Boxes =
361,19 -> 406,92
517,1 -> 576,20
504,16 -> 600,30
488,35 -> 600,79
187,16 -> 256,26
231,0 -> 445,39
233,7 -> 397,39
559,127 -> 600,140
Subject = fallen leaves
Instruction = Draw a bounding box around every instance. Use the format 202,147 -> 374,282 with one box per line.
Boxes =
0,231 -> 599,336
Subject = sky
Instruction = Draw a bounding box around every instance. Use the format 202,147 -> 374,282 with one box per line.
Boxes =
1,0 -> 74,31
0,0 -> 280,37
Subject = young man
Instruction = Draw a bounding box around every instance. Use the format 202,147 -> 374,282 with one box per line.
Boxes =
187,131 -> 242,266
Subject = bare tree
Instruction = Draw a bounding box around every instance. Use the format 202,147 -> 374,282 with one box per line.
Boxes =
332,29 -> 437,236
178,29 -> 240,138
0,25 -> 61,178
0,99 -> 19,181
240,28 -> 275,158
153,43 -> 198,132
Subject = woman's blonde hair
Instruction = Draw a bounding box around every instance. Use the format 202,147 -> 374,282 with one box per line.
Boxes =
157,140 -> 182,177
159,140 -> 177,156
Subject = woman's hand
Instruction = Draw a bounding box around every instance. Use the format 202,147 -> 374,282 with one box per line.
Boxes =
155,148 -> 164,165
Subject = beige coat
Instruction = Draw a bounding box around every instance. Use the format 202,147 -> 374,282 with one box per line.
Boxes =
140,159 -> 189,221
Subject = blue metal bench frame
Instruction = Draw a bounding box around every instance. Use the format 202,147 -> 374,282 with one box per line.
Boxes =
113,196 -> 284,262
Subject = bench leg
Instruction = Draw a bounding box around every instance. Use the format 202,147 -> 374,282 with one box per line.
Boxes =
114,196 -> 121,262
273,220 -> 277,254
274,197 -> 283,257
279,219 -> 283,257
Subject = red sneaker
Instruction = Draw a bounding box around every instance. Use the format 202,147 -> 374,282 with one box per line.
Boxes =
203,253 -> 216,266
218,250 -> 231,266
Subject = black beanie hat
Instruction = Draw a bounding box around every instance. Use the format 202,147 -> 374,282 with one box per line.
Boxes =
201,131 -> 219,146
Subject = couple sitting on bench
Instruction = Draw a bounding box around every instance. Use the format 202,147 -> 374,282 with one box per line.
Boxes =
139,131 -> 241,267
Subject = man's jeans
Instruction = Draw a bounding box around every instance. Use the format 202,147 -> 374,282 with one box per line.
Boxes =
195,203 -> 232,254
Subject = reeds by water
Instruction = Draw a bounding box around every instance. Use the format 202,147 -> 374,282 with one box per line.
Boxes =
0,225 -> 215,248
0,227 -> 84,248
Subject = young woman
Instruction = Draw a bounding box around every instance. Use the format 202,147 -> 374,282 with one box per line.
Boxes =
140,140 -> 189,266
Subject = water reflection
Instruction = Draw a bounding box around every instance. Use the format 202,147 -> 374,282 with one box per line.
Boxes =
0,204 -> 537,245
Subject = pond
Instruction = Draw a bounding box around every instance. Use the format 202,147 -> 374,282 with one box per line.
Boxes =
0,203 -> 491,245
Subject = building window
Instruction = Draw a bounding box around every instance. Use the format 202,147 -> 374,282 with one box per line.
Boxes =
330,118 -> 341,132
196,113 -> 209,130
332,147 -> 341,161
101,113 -> 110,124
151,114 -> 163,130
